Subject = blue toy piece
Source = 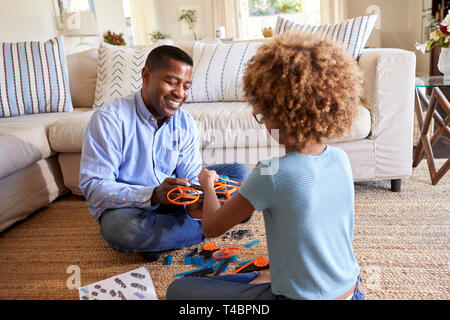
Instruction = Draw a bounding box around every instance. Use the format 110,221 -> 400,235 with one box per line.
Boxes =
164,255 -> 173,265
218,175 -> 230,184
184,254 -> 192,265
244,240 -> 260,248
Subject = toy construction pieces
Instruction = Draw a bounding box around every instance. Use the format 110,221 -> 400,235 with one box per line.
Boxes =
173,241 -> 268,278
167,176 -> 242,206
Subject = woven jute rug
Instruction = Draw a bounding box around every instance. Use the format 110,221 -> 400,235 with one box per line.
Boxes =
0,159 -> 448,300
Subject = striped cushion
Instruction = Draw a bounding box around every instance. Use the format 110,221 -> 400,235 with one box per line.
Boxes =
187,41 -> 263,103
93,40 -> 173,109
0,37 -> 72,118
275,15 -> 377,59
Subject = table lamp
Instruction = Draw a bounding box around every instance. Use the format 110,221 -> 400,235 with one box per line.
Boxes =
63,11 -> 99,51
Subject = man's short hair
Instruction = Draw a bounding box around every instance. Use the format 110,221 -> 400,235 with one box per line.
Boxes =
145,45 -> 193,72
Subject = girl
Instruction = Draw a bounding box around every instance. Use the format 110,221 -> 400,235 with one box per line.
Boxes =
166,30 -> 365,300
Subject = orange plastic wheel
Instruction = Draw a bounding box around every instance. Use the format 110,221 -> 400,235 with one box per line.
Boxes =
214,185 -> 239,203
203,243 -> 218,251
253,257 -> 269,268
212,247 -> 240,259
167,186 -> 200,206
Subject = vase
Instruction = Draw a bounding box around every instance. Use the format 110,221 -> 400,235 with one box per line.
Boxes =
438,47 -> 450,80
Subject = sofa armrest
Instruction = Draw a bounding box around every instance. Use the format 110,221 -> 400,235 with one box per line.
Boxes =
358,48 -> 416,178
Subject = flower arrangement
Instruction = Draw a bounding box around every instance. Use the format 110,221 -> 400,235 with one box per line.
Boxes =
103,30 -> 126,46
416,11 -> 450,53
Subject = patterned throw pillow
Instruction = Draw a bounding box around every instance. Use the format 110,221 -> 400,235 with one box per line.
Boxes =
275,15 -> 378,59
187,41 -> 263,103
93,40 -> 173,108
0,36 -> 72,118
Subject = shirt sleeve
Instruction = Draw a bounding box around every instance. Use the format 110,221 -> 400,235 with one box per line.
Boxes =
175,114 -> 202,184
79,110 -> 156,211
238,160 -> 276,211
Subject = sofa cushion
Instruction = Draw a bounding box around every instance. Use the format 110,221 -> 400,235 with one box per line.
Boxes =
0,36 -> 72,118
275,15 -> 377,59
0,155 -> 66,232
0,108 -> 91,179
183,102 -> 371,149
48,109 -> 95,152
48,103 -> 370,153
93,40 -> 173,109
186,41 -> 263,103
66,49 -> 98,108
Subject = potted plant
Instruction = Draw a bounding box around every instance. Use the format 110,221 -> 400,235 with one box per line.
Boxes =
178,9 -> 198,40
149,30 -> 170,41
416,11 -> 450,79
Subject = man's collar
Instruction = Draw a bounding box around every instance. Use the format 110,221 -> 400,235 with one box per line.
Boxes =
136,90 -> 170,125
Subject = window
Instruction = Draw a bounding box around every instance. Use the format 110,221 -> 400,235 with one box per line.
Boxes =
238,0 -> 320,39
122,0 -> 135,45
57,0 -> 94,13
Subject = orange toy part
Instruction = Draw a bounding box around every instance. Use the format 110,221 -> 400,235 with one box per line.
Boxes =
167,179 -> 241,206
203,243 -> 218,251
166,186 -> 200,205
212,247 -> 241,259
214,185 -> 239,203
232,255 -> 268,274
253,256 -> 269,268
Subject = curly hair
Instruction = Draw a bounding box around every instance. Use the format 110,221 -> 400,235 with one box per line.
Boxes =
243,30 -> 363,150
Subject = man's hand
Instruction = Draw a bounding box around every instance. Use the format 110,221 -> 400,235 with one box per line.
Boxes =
151,177 -> 190,205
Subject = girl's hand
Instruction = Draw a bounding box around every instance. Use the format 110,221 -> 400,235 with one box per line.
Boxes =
198,169 -> 219,190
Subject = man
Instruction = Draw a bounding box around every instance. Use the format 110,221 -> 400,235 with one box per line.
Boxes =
80,46 -> 250,261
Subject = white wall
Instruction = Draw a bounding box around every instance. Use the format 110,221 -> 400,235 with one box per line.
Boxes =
153,0 -> 215,40
346,0 -> 429,76
0,0 -> 58,42
0,0 -> 128,54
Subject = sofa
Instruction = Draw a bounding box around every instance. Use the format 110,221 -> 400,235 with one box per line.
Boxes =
0,38 -> 416,233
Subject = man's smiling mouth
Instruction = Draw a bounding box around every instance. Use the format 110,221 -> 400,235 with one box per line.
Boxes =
167,98 -> 182,108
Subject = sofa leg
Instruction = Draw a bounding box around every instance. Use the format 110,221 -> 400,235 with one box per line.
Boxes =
391,179 -> 401,192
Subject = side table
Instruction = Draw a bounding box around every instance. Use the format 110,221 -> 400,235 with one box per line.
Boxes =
414,76 -> 450,185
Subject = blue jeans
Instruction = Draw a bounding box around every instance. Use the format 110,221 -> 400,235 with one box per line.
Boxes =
99,163 -> 250,253
166,274 -> 366,300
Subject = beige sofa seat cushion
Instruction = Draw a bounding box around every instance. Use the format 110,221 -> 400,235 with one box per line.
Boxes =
0,109 -> 91,180
183,102 -> 371,149
49,109 -> 95,152
0,155 -> 67,232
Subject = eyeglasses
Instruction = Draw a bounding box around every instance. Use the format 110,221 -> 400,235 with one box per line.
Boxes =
253,113 -> 264,124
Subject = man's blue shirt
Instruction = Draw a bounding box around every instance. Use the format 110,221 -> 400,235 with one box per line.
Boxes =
79,90 -> 202,221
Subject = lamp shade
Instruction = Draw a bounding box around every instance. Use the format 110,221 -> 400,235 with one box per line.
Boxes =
63,11 -> 98,37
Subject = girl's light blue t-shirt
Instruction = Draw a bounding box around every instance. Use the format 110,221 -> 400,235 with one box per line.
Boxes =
238,146 -> 360,300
